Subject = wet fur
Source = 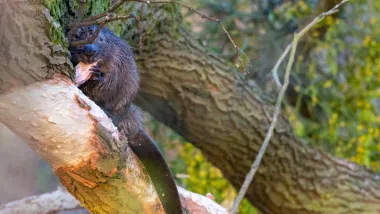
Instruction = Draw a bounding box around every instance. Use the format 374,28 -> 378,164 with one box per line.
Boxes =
69,26 -> 182,214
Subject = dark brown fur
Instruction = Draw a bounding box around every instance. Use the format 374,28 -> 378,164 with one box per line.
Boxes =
69,26 -> 182,214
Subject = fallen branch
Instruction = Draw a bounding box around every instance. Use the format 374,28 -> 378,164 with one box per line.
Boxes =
0,188 -> 82,214
230,1 -> 349,213
0,187 -> 228,214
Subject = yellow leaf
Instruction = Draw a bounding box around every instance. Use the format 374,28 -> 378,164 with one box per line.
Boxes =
323,80 -> 333,88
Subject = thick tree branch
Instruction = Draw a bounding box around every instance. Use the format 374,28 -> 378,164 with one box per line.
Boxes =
133,24 -> 380,214
0,188 -> 82,214
1,187 -> 228,214
0,75 -> 228,214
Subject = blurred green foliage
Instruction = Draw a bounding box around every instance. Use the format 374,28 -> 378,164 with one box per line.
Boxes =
287,1 -> 380,170
179,142 -> 258,214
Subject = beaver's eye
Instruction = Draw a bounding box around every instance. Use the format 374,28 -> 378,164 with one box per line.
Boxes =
83,44 -> 96,56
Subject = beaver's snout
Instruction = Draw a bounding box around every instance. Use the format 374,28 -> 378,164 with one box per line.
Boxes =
69,44 -> 96,65
83,44 -> 96,56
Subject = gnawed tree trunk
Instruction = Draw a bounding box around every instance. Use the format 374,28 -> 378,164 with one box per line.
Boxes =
0,74 -> 227,214
0,2 -> 227,214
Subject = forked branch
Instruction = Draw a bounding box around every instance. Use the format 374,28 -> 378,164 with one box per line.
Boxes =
69,14 -> 140,47
68,0 -> 251,73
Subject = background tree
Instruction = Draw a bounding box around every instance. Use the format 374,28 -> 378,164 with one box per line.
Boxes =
168,0 -> 380,212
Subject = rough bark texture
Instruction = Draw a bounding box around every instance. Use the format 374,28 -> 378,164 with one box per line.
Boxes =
134,28 -> 380,213
0,188 -> 82,214
0,187 -> 227,214
0,1 -> 72,93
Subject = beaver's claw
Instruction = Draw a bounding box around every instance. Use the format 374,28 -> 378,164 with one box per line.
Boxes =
90,66 -> 103,81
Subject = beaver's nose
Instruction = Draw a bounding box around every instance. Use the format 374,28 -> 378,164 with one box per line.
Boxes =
83,44 -> 96,56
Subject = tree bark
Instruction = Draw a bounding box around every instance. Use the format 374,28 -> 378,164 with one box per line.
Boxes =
0,188 -> 82,214
134,28 -> 380,214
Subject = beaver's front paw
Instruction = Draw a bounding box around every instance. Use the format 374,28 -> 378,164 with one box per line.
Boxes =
90,65 -> 104,81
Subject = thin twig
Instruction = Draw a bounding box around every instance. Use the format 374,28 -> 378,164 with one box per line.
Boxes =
67,0 -> 87,40
68,0 -> 252,73
132,0 -> 252,73
70,14 -> 139,47
72,14 -> 136,29
69,0 -> 129,27
230,1 -> 349,213
70,22 -> 106,47
272,0 -> 348,88
272,43 -> 292,88
135,15 -> 142,53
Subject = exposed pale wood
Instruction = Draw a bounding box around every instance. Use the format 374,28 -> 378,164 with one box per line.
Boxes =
0,188 -> 81,214
0,75 -> 228,214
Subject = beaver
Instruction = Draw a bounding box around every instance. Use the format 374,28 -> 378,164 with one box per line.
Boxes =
69,25 -> 182,214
